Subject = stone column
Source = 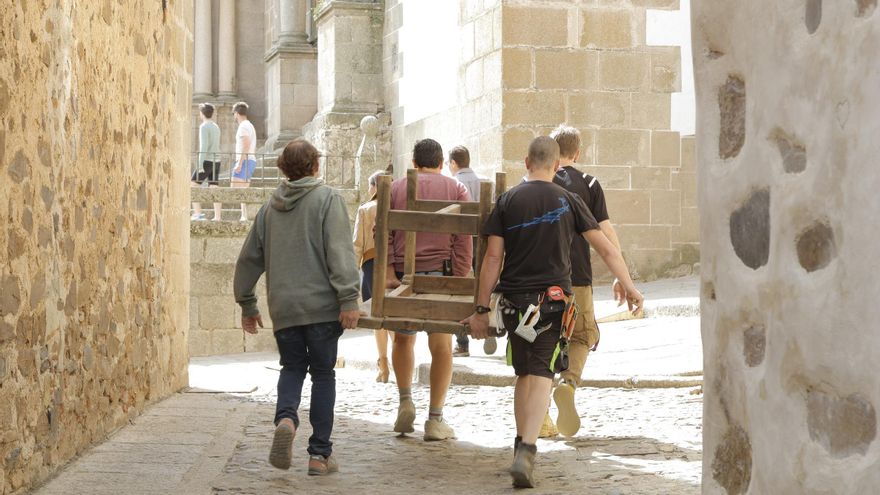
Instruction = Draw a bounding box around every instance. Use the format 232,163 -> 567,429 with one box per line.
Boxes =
193,0 -> 213,98
263,0 -> 317,149
278,0 -> 308,46
300,0 -> 390,193
217,0 -> 236,96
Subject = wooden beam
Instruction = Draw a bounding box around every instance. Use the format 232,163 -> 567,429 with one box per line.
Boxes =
413,200 -> 479,215
412,275 -> 474,295
475,180 -> 493,305
495,172 -> 507,201
388,284 -> 412,298
388,211 -> 479,235
435,204 -> 461,214
383,296 -> 475,321
371,175 -> 393,318
403,169 -> 418,280
357,316 -> 496,336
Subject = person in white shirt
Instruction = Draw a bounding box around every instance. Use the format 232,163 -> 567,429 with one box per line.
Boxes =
232,101 -> 258,221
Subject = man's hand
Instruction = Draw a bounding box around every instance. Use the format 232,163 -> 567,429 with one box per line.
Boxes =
460,313 -> 490,339
241,314 -> 264,334
612,278 -> 626,306
385,272 -> 401,290
626,288 -> 645,316
234,162 -> 243,174
339,310 -> 360,330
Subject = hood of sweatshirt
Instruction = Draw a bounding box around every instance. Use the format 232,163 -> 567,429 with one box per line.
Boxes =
271,177 -> 323,212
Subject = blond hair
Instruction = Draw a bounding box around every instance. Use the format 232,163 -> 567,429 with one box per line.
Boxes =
550,125 -> 581,160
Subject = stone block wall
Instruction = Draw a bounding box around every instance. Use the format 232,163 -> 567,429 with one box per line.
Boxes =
695,2 -> 880,493
500,0 -> 696,281
190,226 -> 275,357
0,1 -> 191,493
383,0 -> 503,178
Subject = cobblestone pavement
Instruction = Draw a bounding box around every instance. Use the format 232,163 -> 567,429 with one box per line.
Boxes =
215,365 -> 702,494
36,367 -> 701,495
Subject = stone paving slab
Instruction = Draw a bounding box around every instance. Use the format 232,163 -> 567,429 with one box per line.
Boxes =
34,358 -> 702,495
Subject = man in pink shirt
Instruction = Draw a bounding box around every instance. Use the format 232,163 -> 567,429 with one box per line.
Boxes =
385,138 -> 472,441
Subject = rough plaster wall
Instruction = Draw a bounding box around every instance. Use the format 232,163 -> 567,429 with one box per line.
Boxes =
694,1 -> 880,493
0,1 -> 191,493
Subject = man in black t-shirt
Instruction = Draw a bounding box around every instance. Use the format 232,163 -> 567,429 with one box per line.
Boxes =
548,125 -> 626,438
461,137 -> 644,489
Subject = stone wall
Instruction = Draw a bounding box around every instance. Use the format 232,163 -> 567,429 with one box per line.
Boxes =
500,0 -> 697,281
695,2 -> 880,493
0,1 -> 191,493
189,222 -> 275,357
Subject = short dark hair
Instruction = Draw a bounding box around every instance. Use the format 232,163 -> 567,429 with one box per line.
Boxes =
412,139 -> 443,169
449,146 -> 470,168
199,103 -> 215,119
233,101 -> 249,117
528,136 -> 560,170
277,138 -> 321,181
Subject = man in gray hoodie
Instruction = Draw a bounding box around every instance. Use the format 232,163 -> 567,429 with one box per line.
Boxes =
234,138 -> 361,476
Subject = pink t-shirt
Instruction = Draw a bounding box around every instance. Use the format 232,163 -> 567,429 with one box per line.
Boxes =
388,172 -> 473,276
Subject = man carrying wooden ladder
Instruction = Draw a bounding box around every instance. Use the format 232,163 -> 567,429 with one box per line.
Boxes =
462,136 -> 644,488
384,139 -> 473,441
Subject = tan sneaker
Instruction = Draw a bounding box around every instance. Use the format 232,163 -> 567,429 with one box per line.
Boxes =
268,420 -> 296,470
307,455 -> 338,476
538,412 -> 558,438
393,399 -> 416,434
423,418 -> 456,441
553,381 -> 581,437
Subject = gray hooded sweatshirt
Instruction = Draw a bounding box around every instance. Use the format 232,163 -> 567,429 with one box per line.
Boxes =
233,177 -> 360,330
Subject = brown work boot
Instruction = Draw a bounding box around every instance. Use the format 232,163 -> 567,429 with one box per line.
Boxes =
268,419 -> 296,470
376,357 -> 390,383
509,442 -> 538,488
453,344 -> 470,357
307,454 -> 339,476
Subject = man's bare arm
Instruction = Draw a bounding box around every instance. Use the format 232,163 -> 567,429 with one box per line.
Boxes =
584,229 -> 643,313
598,219 -> 627,304
599,219 -> 621,251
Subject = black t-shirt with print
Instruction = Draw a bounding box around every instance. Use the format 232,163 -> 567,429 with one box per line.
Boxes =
553,166 -> 610,286
483,180 -> 599,294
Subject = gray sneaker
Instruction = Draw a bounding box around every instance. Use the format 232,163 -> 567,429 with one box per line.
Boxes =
483,336 -> 497,355
510,442 -> 537,488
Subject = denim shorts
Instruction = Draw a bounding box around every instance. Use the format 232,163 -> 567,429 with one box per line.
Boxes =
392,270 -> 443,336
232,159 -> 256,180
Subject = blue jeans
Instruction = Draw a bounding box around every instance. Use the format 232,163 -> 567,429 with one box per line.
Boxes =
274,321 -> 343,458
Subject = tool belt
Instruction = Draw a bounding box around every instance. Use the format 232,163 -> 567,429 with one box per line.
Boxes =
498,286 -> 578,374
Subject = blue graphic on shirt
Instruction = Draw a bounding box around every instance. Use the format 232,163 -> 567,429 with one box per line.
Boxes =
506,197 -> 571,231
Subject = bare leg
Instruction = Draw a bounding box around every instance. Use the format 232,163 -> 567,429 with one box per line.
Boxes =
517,376 -> 552,444
375,329 -> 390,383
514,376 -> 530,435
427,333 -> 453,410
231,179 -> 249,221
391,333 -> 416,433
192,202 -> 203,217
374,329 -> 389,359
391,333 -> 415,390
